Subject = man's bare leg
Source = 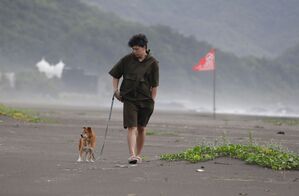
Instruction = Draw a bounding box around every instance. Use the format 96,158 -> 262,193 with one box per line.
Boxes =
136,126 -> 145,162
127,127 -> 137,157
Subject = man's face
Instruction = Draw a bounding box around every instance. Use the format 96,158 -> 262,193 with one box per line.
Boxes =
132,45 -> 146,58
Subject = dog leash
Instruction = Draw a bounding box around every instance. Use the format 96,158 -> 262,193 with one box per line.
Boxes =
97,94 -> 115,160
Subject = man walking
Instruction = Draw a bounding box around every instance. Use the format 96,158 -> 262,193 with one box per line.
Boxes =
109,33 -> 159,164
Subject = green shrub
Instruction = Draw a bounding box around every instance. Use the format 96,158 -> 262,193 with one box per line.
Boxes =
161,143 -> 299,170
0,104 -> 42,122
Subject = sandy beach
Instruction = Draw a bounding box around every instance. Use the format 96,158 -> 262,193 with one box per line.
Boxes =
0,104 -> 298,196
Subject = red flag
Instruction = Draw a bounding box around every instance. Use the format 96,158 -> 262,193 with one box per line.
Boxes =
192,49 -> 215,71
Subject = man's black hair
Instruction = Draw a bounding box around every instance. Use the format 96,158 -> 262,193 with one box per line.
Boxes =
128,34 -> 148,48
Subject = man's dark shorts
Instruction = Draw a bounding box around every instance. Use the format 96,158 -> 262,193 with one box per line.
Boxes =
123,101 -> 154,129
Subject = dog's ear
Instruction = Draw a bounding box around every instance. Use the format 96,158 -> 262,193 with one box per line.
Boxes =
87,127 -> 92,132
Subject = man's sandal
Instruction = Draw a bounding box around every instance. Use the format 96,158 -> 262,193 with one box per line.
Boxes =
136,156 -> 142,163
128,156 -> 138,164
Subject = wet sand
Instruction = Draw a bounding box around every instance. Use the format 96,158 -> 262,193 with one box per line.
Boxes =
0,105 -> 298,196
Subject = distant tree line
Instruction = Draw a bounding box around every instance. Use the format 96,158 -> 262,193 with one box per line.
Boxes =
0,0 -> 298,104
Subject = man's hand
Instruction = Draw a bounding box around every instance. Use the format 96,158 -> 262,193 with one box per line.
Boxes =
114,90 -> 123,102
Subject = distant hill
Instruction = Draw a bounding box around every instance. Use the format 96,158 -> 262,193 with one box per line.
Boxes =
0,0 -> 211,73
0,0 -> 298,111
0,0 -> 134,72
276,43 -> 299,68
86,0 -> 299,58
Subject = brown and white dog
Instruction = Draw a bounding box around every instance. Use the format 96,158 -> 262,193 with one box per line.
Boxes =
77,127 -> 96,162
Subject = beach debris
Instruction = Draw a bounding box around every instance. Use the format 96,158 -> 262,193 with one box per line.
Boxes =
277,131 -> 285,135
239,193 -> 248,196
196,169 -> 205,172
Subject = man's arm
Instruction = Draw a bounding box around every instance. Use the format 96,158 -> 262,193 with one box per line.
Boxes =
151,87 -> 158,101
112,77 -> 119,92
112,77 -> 122,101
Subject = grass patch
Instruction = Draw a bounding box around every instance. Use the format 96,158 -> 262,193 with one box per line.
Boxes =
0,104 -> 43,123
146,130 -> 178,137
161,133 -> 299,170
263,117 -> 299,126
161,144 -> 299,170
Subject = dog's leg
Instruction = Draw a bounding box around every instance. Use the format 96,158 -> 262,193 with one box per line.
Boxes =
77,154 -> 83,162
86,151 -> 91,162
85,154 -> 89,162
89,147 -> 95,162
77,139 -> 84,162
90,150 -> 96,162
86,148 -> 95,162
85,147 -> 90,162
87,149 -> 94,162
77,151 -> 83,162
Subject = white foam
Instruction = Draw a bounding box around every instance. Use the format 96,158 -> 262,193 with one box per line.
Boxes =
36,58 -> 65,79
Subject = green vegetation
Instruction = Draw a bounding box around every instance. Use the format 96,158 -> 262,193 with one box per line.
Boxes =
0,104 -> 42,122
161,139 -> 299,170
263,117 -> 299,126
159,130 -> 299,170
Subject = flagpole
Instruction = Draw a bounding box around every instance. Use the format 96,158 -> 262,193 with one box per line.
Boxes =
192,48 -> 216,119
213,50 -> 216,119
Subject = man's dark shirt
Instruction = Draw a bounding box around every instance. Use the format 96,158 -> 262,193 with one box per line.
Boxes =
109,53 -> 159,107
